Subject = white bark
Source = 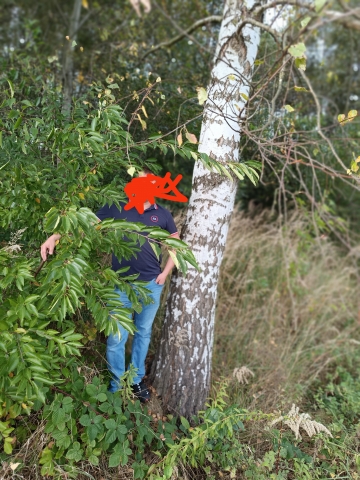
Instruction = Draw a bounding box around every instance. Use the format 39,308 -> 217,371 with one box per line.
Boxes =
151,0 -> 263,417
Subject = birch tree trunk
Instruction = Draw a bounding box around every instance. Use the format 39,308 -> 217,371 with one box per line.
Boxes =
151,0 -> 264,417
62,0 -> 82,115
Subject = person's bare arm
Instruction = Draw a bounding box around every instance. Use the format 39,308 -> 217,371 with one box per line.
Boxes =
40,233 -> 61,261
155,232 -> 180,285
40,217 -> 101,261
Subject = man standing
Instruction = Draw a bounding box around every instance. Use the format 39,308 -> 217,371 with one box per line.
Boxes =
40,171 -> 179,403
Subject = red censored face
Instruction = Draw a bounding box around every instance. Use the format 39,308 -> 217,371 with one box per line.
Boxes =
124,172 -> 188,213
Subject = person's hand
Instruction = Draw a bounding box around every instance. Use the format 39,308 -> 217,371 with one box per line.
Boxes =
155,273 -> 167,285
40,234 -> 60,261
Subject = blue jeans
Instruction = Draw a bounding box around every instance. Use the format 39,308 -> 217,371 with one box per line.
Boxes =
107,279 -> 164,392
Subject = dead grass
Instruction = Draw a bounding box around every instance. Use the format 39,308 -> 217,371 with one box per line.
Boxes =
212,209 -> 360,410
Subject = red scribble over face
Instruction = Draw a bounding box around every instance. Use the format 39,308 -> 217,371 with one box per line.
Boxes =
124,172 -> 188,214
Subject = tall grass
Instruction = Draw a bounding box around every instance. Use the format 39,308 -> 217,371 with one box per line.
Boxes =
212,209 -> 360,409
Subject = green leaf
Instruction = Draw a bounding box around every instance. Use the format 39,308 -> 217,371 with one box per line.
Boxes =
109,452 -> 121,468
301,16 -> 311,28
88,454 -> 99,465
164,466 -> 173,479
314,0 -> 327,12
7,79 -> 14,98
105,429 -> 117,443
288,43 -> 306,59
4,437 -> 14,454
96,392 -> 107,402
180,416 -> 190,430
79,414 -> 91,426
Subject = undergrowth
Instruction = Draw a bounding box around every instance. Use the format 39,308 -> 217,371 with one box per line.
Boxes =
1,366 -> 360,479
2,211 -> 360,479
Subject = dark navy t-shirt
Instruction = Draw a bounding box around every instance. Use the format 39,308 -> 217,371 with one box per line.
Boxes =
96,203 -> 178,281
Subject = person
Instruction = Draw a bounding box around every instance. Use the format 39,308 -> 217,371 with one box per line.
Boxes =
40,170 -> 180,403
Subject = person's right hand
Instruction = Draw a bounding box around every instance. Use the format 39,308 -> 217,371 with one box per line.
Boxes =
40,234 -> 60,261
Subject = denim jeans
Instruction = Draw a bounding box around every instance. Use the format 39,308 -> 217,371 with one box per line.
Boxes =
107,278 -> 164,392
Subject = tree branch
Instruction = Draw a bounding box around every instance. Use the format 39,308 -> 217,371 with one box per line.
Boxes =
324,8 -> 360,31
238,17 -> 282,45
142,15 -> 222,58
150,0 -> 213,56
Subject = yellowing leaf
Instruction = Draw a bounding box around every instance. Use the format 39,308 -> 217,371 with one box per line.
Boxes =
141,105 -> 148,118
127,166 -> 136,177
284,105 -> 295,113
350,161 -> 359,173
156,77 -> 161,83
196,87 -> 207,106
35,198 -> 40,203
177,132 -> 183,146
348,109 -> 357,121
82,0 -> 89,8
169,250 -> 180,269
294,86 -> 309,92
22,403 -> 28,409
254,59 -> 264,66
228,74 -> 235,80
137,114 -> 147,130
15,328 -> 26,333
78,192 -> 85,199
185,131 -> 198,144
338,114 -> 346,123
295,57 -> 307,71
240,92 -> 249,101
10,463 -> 20,472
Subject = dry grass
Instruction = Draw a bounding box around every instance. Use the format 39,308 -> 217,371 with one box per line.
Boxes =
212,209 -> 360,410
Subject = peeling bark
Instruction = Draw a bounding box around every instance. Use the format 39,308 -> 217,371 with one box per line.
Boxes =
150,0 -> 264,417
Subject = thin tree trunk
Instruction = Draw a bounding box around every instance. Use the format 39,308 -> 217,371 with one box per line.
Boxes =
150,0 -> 263,417
62,0 -> 82,115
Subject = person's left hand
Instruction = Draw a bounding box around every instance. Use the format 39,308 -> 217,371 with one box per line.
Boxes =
155,273 -> 167,285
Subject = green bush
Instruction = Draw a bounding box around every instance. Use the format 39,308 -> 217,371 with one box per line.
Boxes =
0,68 -> 198,427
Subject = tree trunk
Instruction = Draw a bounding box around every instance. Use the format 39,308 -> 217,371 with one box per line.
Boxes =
62,0 -> 82,115
150,0 -> 263,417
